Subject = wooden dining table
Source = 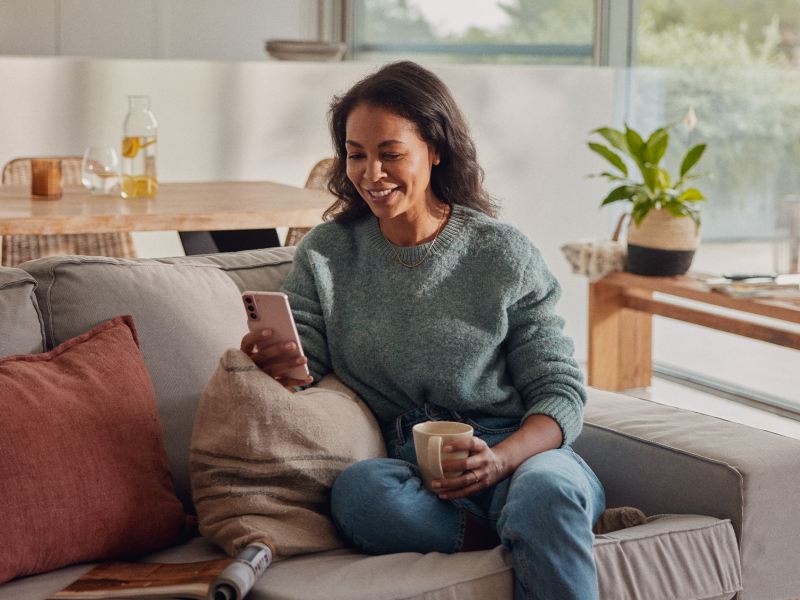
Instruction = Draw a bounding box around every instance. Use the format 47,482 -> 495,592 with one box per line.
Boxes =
0,181 -> 334,235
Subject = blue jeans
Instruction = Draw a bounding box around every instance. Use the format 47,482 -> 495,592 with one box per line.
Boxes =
330,405 -> 605,600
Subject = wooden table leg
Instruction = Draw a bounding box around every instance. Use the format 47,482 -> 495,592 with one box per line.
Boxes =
588,280 -> 653,391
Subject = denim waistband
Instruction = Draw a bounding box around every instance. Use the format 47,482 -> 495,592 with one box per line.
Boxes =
382,404 -> 460,449
383,404 -> 520,451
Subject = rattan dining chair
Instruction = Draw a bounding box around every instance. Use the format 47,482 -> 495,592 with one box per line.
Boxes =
1,157 -> 136,266
284,157 -> 333,247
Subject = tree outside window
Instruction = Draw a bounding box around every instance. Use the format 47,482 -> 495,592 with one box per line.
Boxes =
350,0 -> 594,65
635,0 -> 800,241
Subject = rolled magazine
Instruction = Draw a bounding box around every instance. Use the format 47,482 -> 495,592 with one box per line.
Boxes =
211,543 -> 272,600
49,543 -> 273,600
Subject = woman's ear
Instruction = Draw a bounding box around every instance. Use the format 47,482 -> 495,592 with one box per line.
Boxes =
431,147 -> 441,166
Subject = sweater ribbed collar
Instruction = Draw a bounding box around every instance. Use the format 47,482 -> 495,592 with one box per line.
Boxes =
366,204 -> 467,266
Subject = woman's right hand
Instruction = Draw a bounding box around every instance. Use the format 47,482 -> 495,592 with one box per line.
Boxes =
240,329 -> 314,390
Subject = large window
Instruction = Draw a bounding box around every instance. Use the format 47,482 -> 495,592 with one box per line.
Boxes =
348,0 -> 594,65
634,0 -> 800,413
633,0 -> 800,241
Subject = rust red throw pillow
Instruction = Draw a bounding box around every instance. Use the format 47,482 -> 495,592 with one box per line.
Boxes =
0,316 -> 186,584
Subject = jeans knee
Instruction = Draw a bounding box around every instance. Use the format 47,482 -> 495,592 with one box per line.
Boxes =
515,466 -> 584,510
332,458 -> 465,555
332,459 -> 377,499
330,458 -> 413,536
499,455 -> 601,539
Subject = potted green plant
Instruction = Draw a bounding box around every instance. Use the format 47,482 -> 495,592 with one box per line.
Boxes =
587,118 -> 708,276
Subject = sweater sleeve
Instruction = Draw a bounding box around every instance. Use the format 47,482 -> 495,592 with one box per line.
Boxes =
281,241 -> 331,383
505,247 -> 586,446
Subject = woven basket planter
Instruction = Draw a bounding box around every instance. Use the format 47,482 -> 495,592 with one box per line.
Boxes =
626,208 -> 700,276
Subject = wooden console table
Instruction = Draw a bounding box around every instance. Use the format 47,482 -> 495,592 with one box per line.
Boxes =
588,271 -> 800,391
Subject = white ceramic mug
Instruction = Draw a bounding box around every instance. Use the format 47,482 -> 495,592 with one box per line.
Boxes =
412,421 -> 474,491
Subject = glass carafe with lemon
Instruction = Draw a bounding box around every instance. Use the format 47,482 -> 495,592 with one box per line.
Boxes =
121,95 -> 158,198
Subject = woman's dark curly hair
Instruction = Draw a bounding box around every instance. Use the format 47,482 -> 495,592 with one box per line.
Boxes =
324,61 -> 497,223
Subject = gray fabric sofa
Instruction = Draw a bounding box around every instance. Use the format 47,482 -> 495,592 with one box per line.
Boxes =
1,246 -> 798,600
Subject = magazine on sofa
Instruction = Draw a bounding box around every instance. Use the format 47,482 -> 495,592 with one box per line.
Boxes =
48,543 -> 271,600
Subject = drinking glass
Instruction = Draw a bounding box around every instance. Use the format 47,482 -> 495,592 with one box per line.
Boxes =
81,146 -> 120,195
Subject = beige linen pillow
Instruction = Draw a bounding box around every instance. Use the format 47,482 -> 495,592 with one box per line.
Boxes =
190,349 -> 386,560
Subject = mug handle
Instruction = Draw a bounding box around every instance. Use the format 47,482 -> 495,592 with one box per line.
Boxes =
427,435 -> 444,480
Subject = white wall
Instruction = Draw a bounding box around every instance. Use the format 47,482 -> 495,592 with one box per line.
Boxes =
0,0 -> 318,60
0,0 -> 58,55
0,56 -> 617,360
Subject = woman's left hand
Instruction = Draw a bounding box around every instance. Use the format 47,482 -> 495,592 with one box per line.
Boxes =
432,436 -> 510,500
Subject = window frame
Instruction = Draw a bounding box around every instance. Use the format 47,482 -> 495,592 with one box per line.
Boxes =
329,0 -> 639,67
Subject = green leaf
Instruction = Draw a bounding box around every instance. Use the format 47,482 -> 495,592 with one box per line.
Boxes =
624,125 -> 645,161
657,168 -> 671,189
664,199 -> 686,217
678,188 -> 705,202
680,144 -> 706,177
600,185 -> 635,206
588,171 -> 627,182
641,164 -> 659,191
592,127 -> 627,153
588,142 -> 628,176
644,128 -> 669,166
631,199 -> 655,225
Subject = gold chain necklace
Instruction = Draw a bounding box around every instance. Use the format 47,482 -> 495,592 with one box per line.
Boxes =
392,206 -> 450,269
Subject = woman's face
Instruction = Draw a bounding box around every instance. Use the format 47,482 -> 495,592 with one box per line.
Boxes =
344,103 -> 440,220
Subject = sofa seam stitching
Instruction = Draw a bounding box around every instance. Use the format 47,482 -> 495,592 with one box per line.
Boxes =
43,262 -> 58,349
216,259 -> 295,272
0,277 -> 37,289
582,423 -> 745,480
593,517 -> 733,544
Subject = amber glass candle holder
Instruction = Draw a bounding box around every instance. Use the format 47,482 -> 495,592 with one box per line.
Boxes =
31,158 -> 62,199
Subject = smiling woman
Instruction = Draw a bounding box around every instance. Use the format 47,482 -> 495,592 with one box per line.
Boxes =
239,61 -> 605,600
325,60 -> 497,225
343,103 -> 445,247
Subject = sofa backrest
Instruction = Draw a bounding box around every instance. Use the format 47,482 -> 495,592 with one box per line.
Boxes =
18,247 -> 295,511
0,267 -> 45,356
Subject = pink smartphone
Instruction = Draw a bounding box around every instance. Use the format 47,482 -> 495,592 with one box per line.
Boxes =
242,291 -> 310,381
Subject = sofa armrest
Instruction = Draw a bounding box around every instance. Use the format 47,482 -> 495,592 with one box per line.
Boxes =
573,388 -> 800,600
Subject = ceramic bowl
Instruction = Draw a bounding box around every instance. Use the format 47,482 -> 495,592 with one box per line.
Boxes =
265,40 -> 347,62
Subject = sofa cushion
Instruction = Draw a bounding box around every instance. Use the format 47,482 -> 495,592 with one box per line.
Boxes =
21,256 -> 248,509
254,515 -> 739,600
594,514 -> 741,600
20,248 -> 296,511
0,515 -> 740,600
577,388 -> 800,599
155,246 -> 296,293
0,316 -> 186,584
191,351 -> 386,559
0,267 -> 44,356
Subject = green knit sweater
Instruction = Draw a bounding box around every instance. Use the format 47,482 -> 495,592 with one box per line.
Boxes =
282,204 -> 586,446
